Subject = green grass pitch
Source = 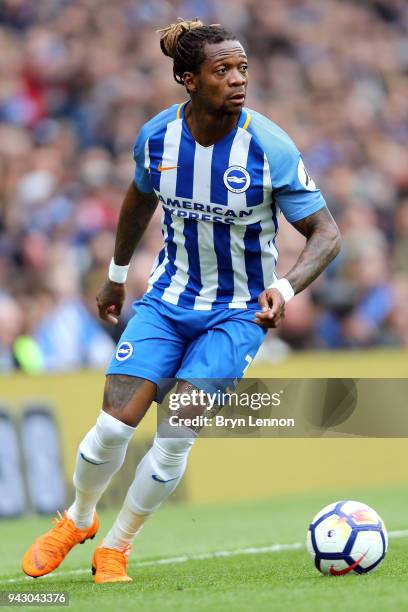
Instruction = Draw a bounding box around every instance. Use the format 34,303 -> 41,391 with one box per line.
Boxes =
1,484 -> 408,611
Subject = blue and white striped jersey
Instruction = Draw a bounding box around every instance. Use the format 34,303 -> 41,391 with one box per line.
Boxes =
133,101 -> 326,310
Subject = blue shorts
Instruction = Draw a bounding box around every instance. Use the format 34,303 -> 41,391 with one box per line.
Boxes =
106,295 -> 266,400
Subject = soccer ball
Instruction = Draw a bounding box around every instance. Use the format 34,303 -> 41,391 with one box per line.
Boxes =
307,500 -> 388,575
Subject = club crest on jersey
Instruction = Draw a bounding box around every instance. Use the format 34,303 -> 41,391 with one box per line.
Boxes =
223,166 -> 251,194
116,341 -> 133,361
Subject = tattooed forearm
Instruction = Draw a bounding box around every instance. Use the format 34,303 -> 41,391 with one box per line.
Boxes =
285,207 -> 341,294
113,182 -> 158,265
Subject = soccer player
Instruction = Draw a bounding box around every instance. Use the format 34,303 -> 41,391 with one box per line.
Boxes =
22,19 -> 341,583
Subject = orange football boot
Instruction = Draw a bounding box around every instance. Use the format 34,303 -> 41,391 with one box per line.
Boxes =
92,545 -> 132,583
22,511 -> 99,577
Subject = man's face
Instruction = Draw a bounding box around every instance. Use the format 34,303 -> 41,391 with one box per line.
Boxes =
185,40 -> 248,115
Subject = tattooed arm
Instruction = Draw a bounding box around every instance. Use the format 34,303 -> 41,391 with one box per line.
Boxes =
96,182 -> 158,324
255,207 -> 341,328
285,206 -> 341,293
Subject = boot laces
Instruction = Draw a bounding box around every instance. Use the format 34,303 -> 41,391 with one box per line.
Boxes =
97,546 -> 131,575
41,511 -> 82,555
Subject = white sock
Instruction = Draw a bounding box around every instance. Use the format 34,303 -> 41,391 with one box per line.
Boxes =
103,421 -> 196,550
102,491 -> 147,551
67,410 -> 136,529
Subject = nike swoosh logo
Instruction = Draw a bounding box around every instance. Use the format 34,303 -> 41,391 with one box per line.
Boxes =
33,549 -> 46,571
158,165 -> 178,172
151,474 -> 179,483
80,452 -> 110,466
329,551 -> 367,575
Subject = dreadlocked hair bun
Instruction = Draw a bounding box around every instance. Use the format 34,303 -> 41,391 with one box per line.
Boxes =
157,18 -> 235,86
158,18 -> 204,59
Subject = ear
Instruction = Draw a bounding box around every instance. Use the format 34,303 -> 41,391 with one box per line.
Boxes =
183,71 -> 197,95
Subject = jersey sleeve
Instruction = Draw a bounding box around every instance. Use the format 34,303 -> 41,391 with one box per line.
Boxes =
133,127 -> 154,194
270,143 -> 326,223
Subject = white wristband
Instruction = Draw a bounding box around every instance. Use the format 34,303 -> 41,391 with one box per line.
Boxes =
268,278 -> 295,303
108,258 -> 130,284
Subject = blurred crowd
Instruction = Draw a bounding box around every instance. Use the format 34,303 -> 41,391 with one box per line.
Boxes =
0,0 -> 407,373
